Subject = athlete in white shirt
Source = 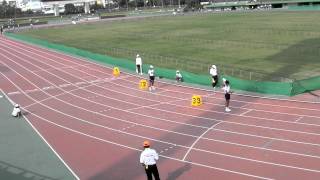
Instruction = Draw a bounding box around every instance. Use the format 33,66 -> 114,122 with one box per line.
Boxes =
223,80 -> 232,112
209,65 -> 218,93
148,65 -> 155,91
175,70 -> 183,82
12,104 -> 21,117
140,141 -> 160,180
136,54 -> 143,75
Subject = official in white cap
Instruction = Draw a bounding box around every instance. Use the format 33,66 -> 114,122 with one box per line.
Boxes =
12,104 -> 21,117
136,54 -> 143,75
209,65 -> 218,93
140,140 -> 160,180
148,65 -> 155,91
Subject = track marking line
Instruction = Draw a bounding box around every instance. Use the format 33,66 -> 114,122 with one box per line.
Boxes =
183,121 -> 224,161
261,139 -> 275,149
295,116 -> 304,122
240,109 -> 253,116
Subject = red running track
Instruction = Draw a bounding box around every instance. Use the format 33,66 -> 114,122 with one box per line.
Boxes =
1,36 -> 320,180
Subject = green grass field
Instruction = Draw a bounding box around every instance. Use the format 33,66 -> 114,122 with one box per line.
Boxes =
18,11 -> 320,80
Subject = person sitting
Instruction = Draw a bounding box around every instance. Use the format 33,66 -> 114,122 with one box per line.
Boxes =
12,104 -> 22,118
176,70 -> 183,82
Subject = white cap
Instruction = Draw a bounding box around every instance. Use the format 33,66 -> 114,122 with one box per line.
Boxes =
212,65 -> 216,69
176,70 -> 180,73
150,65 -> 154,69
15,104 -> 19,108
136,54 -> 139,57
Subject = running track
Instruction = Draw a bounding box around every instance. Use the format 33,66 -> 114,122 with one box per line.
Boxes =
1,36 -> 320,180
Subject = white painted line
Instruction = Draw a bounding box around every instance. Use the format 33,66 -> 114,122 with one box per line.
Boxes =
295,116 -> 304,122
7,91 -> 20,95
59,84 -> 70,88
183,122 -> 223,161
240,109 -> 253,116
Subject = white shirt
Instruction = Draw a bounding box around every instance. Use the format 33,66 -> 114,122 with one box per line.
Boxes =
223,85 -> 231,94
140,148 -> 159,165
210,68 -> 217,76
136,57 -> 142,65
148,69 -> 154,77
176,72 -> 182,78
12,107 -> 21,117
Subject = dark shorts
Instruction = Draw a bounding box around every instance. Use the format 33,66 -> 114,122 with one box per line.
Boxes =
149,76 -> 155,84
225,93 -> 230,100
212,75 -> 218,87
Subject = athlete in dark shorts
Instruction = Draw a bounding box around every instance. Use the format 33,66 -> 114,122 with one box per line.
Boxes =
223,80 -> 232,112
148,65 -> 155,91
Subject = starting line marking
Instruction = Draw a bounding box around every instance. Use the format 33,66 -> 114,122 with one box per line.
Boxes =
6,78 -> 112,96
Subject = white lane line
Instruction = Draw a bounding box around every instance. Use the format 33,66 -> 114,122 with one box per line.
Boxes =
7,91 -> 20,95
24,75 -> 131,109
240,109 -> 253,116
295,116 -> 304,122
3,58 -> 320,175
183,122 -> 223,161
261,139 -> 275,149
0,89 -> 80,180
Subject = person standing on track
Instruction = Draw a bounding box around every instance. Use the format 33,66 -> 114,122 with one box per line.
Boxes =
223,80 -> 232,112
209,65 -> 218,93
140,140 -> 160,180
136,54 -> 143,75
148,65 -> 155,91
0,26 -> 3,35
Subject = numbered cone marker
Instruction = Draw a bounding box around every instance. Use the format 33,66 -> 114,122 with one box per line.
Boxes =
191,95 -> 202,106
139,79 -> 148,90
113,67 -> 120,77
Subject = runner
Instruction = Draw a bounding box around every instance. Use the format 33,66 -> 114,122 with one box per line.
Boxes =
148,65 -> 155,91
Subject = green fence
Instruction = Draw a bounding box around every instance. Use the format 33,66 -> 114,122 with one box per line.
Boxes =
5,33 -> 320,96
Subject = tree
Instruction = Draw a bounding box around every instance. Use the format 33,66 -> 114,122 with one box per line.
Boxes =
64,3 -> 77,14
